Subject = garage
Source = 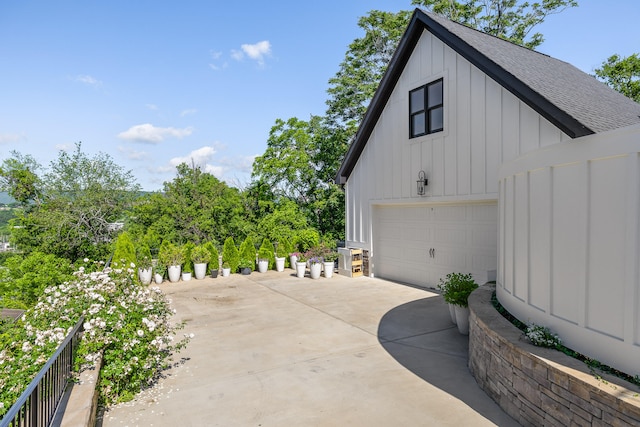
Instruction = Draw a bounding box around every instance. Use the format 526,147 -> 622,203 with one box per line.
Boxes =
372,202 -> 498,288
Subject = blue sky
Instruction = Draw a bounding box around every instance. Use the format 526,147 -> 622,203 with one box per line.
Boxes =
0,1 -> 638,191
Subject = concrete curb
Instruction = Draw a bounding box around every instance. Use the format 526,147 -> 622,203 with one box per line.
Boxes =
55,356 -> 102,427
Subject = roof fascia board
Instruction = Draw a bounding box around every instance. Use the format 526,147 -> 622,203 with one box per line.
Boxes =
337,8 -> 593,184
418,10 -> 592,139
336,11 -> 423,184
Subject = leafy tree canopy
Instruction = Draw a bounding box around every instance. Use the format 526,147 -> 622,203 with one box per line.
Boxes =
7,143 -> 140,261
594,53 -> 640,103
412,0 -> 578,49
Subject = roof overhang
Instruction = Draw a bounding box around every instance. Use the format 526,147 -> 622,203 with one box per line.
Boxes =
336,8 -> 593,184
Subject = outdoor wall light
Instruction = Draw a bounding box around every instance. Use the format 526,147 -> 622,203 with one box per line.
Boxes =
416,170 -> 428,195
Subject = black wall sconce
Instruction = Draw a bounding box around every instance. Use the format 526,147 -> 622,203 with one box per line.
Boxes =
416,170 -> 428,196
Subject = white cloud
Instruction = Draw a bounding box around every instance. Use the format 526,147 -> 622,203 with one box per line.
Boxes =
230,49 -> 244,61
234,40 -> 272,66
74,74 -> 102,87
180,108 -> 197,117
117,123 -> 193,143
146,104 -> 159,110
242,41 -> 271,61
154,146 -> 224,178
117,145 -> 148,161
54,143 -> 72,151
0,133 -> 25,144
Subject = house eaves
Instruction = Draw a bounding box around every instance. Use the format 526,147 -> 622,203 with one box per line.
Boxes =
336,8 -> 640,184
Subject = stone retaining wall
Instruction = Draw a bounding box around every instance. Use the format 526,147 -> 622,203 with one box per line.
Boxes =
468,285 -> 640,426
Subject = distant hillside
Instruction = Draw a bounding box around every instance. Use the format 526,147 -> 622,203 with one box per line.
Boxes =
0,192 -> 16,205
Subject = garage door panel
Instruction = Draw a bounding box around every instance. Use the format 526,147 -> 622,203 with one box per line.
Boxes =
373,203 -> 497,288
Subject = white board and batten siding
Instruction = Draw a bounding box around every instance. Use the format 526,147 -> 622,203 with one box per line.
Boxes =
345,29 -> 569,288
498,123 -> 640,377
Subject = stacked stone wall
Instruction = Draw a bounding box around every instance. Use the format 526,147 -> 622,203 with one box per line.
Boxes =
468,285 -> 640,426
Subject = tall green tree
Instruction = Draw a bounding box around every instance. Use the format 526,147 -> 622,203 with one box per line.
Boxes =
252,117 -> 345,239
128,163 -> 250,248
7,143 -> 140,261
412,0 -> 578,49
0,152 -> 43,206
594,53 -> 640,103
325,10 -> 413,131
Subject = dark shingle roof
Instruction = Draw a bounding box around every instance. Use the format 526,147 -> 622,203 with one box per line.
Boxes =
337,9 -> 640,183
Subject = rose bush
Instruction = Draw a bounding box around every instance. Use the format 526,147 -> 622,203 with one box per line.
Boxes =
0,261 -> 191,415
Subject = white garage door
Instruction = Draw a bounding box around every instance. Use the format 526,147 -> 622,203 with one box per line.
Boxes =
372,202 -> 497,288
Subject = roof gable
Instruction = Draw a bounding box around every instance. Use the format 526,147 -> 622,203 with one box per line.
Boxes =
337,9 -> 640,184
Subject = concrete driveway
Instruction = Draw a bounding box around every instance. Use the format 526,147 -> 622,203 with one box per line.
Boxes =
99,270 -> 518,426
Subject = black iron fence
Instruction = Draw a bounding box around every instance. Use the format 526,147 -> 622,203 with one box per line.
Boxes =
0,317 -> 84,427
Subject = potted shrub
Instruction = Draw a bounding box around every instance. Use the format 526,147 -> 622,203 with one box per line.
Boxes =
440,273 -> 478,335
275,242 -> 287,272
204,242 -> 219,278
153,264 -> 166,284
257,257 -> 269,273
221,261 -> 231,277
191,245 -> 209,280
160,242 -> 183,283
136,244 -> 153,285
323,251 -> 337,279
289,252 -> 301,270
181,243 -> 195,281
222,237 -> 240,273
238,237 -> 256,272
438,276 -> 457,325
238,258 -> 252,275
307,255 -> 322,280
257,243 -> 272,273
295,253 -> 306,278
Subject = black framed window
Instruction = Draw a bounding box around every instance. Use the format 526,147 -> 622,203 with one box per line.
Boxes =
409,79 -> 443,138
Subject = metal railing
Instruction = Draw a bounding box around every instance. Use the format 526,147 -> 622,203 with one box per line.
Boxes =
0,317 -> 84,427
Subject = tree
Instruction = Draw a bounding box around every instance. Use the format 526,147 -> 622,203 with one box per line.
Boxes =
412,0 -> 578,49
594,53 -> 640,103
0,152 -> 43,206
7,143 -> 140,261
325,10 -> 413,131
252,116 -> 346,240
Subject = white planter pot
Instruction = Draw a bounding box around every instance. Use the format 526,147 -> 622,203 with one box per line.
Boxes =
295,262 -> 306,278
139,268 -> 152,285
323,262 -> 334,279
448,303 -> 457,324
257,259 -> 269,273
182,272 -> 192,281
154,273 -> 163,284
168,265 -> 181,283
290,255 -> 298,269
194,263 -> 207,280
275,257 -> 285,272
309,263 -> 321,279
222,267 -> 231,277
454,305 -> 470,335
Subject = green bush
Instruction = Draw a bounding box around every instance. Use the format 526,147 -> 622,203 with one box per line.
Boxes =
438,273 -> 478,307
181,242 -> 195,273
238,237 -> 256,270
0,252 -> 74,309
222,237 -> 239,273
136,244 -> 153,270
112,231 -> 136,269
203,242 -> 219,272
0,263 -> 190,414
258,238 -> 275,269
158,241 -> 183,267
191,245 -> 209,265
294,228 -> 320,253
